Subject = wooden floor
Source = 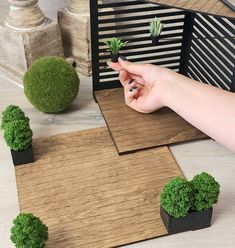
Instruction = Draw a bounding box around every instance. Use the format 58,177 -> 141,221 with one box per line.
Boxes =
15,127 -> 183,248
95,88 -> 207,154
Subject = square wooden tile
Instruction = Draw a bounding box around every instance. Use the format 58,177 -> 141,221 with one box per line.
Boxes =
95,88 -> 207,154
15,127 -> 183,248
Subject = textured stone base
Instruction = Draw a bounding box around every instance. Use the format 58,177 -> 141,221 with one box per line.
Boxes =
0,19 -> 64,84
58,10 -> 92,76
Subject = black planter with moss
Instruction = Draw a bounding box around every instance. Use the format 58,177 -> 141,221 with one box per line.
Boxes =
11,146 -> 34,166
1,105 -> 34,166
160,206 -> 212,234
160,173 -> 220,234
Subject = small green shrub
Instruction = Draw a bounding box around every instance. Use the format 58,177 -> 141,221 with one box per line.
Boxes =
4,119 -> 32,151
103,38 -> 128,55
160,177 -> 194,218
10,213 -> 48,248
23,56 -> 80,113
1,105 -> 29,130
191,172 -> 220,211
149,17 -> 164,37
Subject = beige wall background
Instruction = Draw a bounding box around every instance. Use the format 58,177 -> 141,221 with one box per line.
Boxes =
0,0 -> 67,23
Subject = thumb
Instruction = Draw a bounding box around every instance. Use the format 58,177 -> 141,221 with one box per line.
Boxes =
118,57 -> 148,76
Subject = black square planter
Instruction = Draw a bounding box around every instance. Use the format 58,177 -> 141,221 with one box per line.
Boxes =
11,146 -> 34,166
160,206 -> 213,234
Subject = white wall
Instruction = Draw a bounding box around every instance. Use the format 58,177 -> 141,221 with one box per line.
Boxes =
0,0 -> 67,23
38,0 -> 67,20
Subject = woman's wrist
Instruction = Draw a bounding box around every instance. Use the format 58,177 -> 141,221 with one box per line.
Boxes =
154,68 -> 179,109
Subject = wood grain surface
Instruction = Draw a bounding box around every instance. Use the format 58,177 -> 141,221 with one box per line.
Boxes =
15,127 -> 183,248
145,0 -> 235,18
95,88 -> 207,154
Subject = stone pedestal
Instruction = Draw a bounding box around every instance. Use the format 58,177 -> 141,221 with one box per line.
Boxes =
58,0 -> 116,76
58,0 -> 91,76
0,0 -> 64,84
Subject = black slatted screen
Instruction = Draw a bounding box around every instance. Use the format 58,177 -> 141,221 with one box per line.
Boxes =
188,14 -> 235,90
90,0 -> 235,91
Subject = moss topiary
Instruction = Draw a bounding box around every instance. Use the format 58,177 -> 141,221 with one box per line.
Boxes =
10,213 -> 48,248
191,172 -> 220,211
4,119 -> 33,151
160,177 -> 194,218
1,105 -> 29,130
23,56 -> 80,113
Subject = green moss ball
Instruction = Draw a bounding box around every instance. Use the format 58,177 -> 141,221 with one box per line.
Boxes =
23,56 -> 80,113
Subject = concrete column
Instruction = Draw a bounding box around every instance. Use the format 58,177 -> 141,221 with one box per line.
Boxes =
6,0 -> 46,29
58,0 -> 91,76
0,0 -> 64,84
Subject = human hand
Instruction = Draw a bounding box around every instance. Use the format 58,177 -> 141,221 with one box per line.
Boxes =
107,57 -> 173,113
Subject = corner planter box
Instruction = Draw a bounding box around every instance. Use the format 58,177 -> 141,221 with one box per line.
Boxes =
11,146 -> 34,166
160,206 -> 213,234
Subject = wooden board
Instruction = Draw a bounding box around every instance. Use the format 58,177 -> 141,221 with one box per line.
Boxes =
15,127 -> 183,248
220,0 -> 235,11
95,88 -> 207,154
145,0 -> 235,18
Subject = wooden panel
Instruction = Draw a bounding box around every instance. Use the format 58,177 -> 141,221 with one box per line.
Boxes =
145,0 -> 235,18
95,88 -> 207,154
15,127 -> 183,248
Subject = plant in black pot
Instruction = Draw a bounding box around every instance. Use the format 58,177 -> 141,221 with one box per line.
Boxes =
149,17 -> 164,45
103,37 -> 128,62
4,119 -> 34,166
160,173 -> 220,234
10,213 -> 48,248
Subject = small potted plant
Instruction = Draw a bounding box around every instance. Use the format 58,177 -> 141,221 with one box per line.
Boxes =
1,105 -> 34,165
10,213 -> 48,248
160,172 -> 220,234
149,17 -> 164,45
4,119 -> 34,166
1,105 -> 29,130
103,37 -> 128,62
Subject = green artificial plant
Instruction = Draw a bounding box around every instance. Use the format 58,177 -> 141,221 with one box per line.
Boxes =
10,213 -> 48,248
160,177 -> 194,218
4,119 -> 33,151
1,105 -> 29,130
23,56 -> 80,113
103,38 -> 128,55
149,17 -> 164,38
191,172 -> 220,211
161,173 -> 220,218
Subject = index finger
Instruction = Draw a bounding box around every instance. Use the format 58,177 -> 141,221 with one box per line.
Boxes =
107,61 -> 123,72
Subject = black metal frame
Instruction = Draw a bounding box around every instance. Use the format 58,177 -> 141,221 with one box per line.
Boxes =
90,0 -> 235,92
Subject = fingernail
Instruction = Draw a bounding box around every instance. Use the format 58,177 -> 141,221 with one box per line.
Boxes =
129,79 -> 135,84
130,86 -> 138,92
119,55 -> 128,61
